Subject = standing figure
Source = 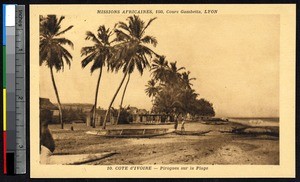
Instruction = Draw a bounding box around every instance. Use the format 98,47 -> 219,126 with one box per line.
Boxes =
181,120 -> 186,131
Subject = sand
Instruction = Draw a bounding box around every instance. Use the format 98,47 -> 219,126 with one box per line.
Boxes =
48,121 -> 279,165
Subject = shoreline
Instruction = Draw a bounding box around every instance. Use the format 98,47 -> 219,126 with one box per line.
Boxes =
48,122 -> 279,165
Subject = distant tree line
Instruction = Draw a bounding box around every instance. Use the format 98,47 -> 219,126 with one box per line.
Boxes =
145,56 -> 215,129
52,108 -> 86,123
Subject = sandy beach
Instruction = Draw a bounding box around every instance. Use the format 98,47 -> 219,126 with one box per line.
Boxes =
48,121 -> 279,165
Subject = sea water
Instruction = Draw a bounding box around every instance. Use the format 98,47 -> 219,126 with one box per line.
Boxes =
228,117 -> 279,127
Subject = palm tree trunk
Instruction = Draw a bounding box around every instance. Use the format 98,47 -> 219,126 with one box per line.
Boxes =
92,67 -> 103,128
103,72 -> 128,129
50,67 -> 63,129
116,74 -> 131,125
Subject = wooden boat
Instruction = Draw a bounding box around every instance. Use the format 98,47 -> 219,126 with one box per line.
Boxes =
40,146 -> 117,165
86,128 -> 175,138
231,126 -> 279,137
174,130 -> 211,136
143,122 -> 174,125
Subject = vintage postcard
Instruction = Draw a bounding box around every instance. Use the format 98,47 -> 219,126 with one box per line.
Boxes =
30,4 -> 295,178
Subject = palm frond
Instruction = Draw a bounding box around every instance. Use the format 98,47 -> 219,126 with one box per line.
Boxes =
56,25 -> 74,36
81,46 -> 96,56
90,55 -> 104,73
114,29 -> 131,42
97,25 -> 111,45
139,45 -> 160,58
135,58 -> 144,75
81,51 -> 97,68
116,21 -> 131,33
60,45 -> 73,59
141,36 -> 158,47
140,17 -> 157,37
85,31 -> 101,44
57,16 -> 65,27
127,15 -> 144,39
53,38 -> 74,49
59,45 -> 73,69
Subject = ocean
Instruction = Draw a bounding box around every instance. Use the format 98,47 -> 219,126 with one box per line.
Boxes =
228,117 -> 279,127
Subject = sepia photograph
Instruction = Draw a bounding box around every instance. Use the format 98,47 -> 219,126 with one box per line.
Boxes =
30,4 -> 295,178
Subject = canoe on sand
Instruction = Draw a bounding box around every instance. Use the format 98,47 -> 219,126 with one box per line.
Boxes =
86,128 -> 175,138
40,146 -> 117,165
174,130 -> 211,136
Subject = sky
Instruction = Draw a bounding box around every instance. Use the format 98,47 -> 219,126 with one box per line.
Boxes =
38,5 -> 280,117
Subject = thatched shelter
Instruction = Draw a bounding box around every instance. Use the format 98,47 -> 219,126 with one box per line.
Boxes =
40,98 -> 59,124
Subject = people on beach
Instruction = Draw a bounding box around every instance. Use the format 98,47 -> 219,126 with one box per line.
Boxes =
181,120 -> 186,131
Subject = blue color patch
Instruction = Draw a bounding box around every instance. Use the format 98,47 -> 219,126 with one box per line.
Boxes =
2,4 -> 6,45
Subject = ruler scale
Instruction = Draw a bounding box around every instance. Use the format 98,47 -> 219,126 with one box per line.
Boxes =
2,4 -> 26,175
15,5 -> 26,174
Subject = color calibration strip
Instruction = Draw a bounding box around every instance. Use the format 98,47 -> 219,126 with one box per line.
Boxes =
3,4 -> 16,175
2,3 -> 6,172
2,4 -> 26,175
3,4 -> 8,175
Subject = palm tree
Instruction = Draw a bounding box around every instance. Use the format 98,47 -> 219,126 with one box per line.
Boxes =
153,85 -> 184,126
168,61 -> 185,84
81,25 -> 113,127
181,71 -> 196,89
150,56 -> 169,83
180,87 -> 198,113
40,15 -> 74,129
150,60 -> 188,129
145,79 -> 159,112
103,15 -> 159,128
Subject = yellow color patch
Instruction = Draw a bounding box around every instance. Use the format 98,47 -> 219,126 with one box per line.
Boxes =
3,89 -> 6,131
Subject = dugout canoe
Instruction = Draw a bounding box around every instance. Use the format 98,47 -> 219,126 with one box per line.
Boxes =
86,128 -> 175,138
174,130 -> 211,136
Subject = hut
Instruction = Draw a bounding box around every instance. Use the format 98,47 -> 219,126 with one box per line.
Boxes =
129,107 -> 139,114
39,98 -> 59,124
136,113 -> 171,123
85,106 -> 107,127
39,98 -> 57,153
127,107 -> 148,123
126,106 -> 171,123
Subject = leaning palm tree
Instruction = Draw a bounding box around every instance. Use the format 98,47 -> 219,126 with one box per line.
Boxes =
81,25 -> 113,128
145,79 -> 160,112
103,15 -> 159,128
40,15 -> 74,129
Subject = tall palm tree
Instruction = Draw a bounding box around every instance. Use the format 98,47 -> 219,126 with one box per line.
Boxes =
145,79 -> 159,112
81,25 -> 113,127
103,15 -> 159,128
40,15 -> 74,129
